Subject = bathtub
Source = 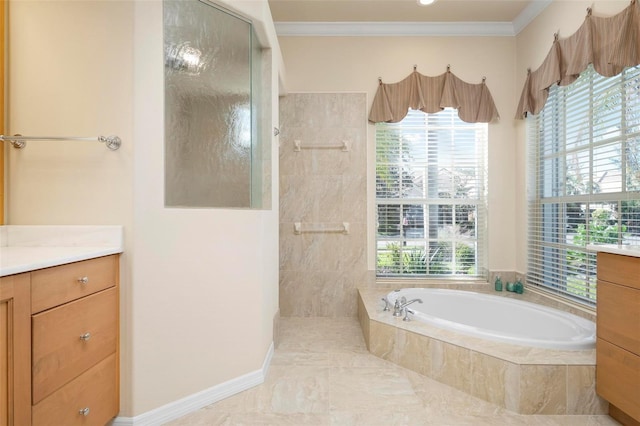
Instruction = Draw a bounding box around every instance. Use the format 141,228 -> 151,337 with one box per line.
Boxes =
386,288 -> 596,350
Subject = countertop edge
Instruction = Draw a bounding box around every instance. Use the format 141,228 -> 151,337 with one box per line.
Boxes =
587,244 -> 640,258
0,246 -> 123,277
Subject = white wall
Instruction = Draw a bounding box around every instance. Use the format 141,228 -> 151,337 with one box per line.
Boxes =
8,0 -> 281,418
278,35 -> 518,274
513,0 -> 631,273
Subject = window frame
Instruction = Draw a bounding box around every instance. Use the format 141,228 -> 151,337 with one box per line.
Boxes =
527,64 -> 640,305
375,108 -> 488,279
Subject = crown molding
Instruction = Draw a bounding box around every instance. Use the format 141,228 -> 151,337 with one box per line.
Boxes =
274,1 -> 552,37
275,21 -> 516,36
512,0 -> 553,34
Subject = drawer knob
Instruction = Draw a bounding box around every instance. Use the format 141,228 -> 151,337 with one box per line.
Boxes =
79,407 -> 90,416
79,332 -> 91,341
78,276 -> 89,285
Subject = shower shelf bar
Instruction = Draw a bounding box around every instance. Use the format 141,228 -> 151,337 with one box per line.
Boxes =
294,222 -> 350,235
293,140 -> 350,152
0,134 -> 122,151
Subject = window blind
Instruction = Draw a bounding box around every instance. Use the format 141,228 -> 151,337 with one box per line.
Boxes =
527,64 -> 640,305
376,108 -> 487,277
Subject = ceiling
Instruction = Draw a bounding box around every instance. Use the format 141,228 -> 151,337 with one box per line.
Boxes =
268,0 -> 537,23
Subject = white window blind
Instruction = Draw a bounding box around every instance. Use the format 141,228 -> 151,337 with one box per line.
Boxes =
376,108 -> 487,277
527,64 -> 640,305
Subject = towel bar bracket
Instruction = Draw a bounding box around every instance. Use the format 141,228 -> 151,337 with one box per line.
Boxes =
98,135 -> 122,151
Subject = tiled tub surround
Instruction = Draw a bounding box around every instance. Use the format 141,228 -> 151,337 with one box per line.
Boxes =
358,287 -> 608,416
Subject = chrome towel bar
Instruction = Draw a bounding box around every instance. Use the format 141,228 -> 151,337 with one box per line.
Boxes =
0,134 -> 122,150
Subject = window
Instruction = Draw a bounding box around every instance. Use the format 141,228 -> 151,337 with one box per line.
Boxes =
376,108 -> 488,277
527,64 -> 640,305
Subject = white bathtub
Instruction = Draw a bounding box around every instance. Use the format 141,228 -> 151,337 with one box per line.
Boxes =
386,288 -> 596,350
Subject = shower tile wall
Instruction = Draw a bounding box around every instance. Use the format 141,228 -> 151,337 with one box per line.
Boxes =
279,93 -> 367,317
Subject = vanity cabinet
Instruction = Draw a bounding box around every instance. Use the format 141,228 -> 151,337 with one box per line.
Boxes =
0,254 -> 119,426
596,252 -> 640,426
0,273 -> 31,426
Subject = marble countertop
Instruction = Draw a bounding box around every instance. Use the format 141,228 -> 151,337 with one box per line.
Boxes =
587,243 -> 640,257
0,225 -> 123,277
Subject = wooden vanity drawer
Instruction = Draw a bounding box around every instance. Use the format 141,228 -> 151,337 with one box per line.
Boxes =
596,338 -> 640,422
32,287 -> 117,404
597,252 -> 640,290
597,280 -> 640,356
31,255 -> 117,314
32,354 -> 118,426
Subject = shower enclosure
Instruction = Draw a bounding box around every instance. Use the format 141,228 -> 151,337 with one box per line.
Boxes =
164,0 -> 266,208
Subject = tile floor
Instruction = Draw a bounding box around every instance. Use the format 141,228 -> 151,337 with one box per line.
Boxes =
167,318 -> 619,425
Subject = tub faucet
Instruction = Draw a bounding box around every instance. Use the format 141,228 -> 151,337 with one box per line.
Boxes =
393,298 -> 422,317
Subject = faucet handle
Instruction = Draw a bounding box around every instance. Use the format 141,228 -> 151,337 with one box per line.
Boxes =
381,297 -> 391,311
403,308 -> 415,322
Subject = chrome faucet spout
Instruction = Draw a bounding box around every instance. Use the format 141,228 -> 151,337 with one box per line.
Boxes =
393,298 -> 422,316
400,298 -> 423,309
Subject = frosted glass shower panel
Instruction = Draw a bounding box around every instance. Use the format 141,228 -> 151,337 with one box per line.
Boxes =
164,0 -> 254,208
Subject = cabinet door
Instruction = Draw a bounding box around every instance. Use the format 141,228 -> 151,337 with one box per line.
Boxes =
32,287 -> 117,404
0,274 -> 31,426
597,338 -> 640,421
597,280 -> 640,355
31,255 -> 117,314
32,354 -> 117,426
597,252 -> 640,290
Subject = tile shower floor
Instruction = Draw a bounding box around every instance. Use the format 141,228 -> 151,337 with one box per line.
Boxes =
167,318 -> 619,426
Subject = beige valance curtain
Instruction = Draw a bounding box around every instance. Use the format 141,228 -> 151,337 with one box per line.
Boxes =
515,0 -> 640,119
368,68 -> 500,124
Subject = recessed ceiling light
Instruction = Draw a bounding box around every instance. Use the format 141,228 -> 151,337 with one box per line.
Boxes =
417,0 -> 436,5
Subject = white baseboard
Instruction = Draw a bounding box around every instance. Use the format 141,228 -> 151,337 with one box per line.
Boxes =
112,342 -> 274,426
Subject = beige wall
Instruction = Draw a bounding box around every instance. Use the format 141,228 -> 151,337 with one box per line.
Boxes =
279,35 -> 518,274
513,0 -> 631,273
7,0 -> 134,226
8,0 -> 137,413
8,0 -> 281,418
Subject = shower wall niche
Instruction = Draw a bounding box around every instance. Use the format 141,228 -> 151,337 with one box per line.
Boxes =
164,0 -> 268,209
